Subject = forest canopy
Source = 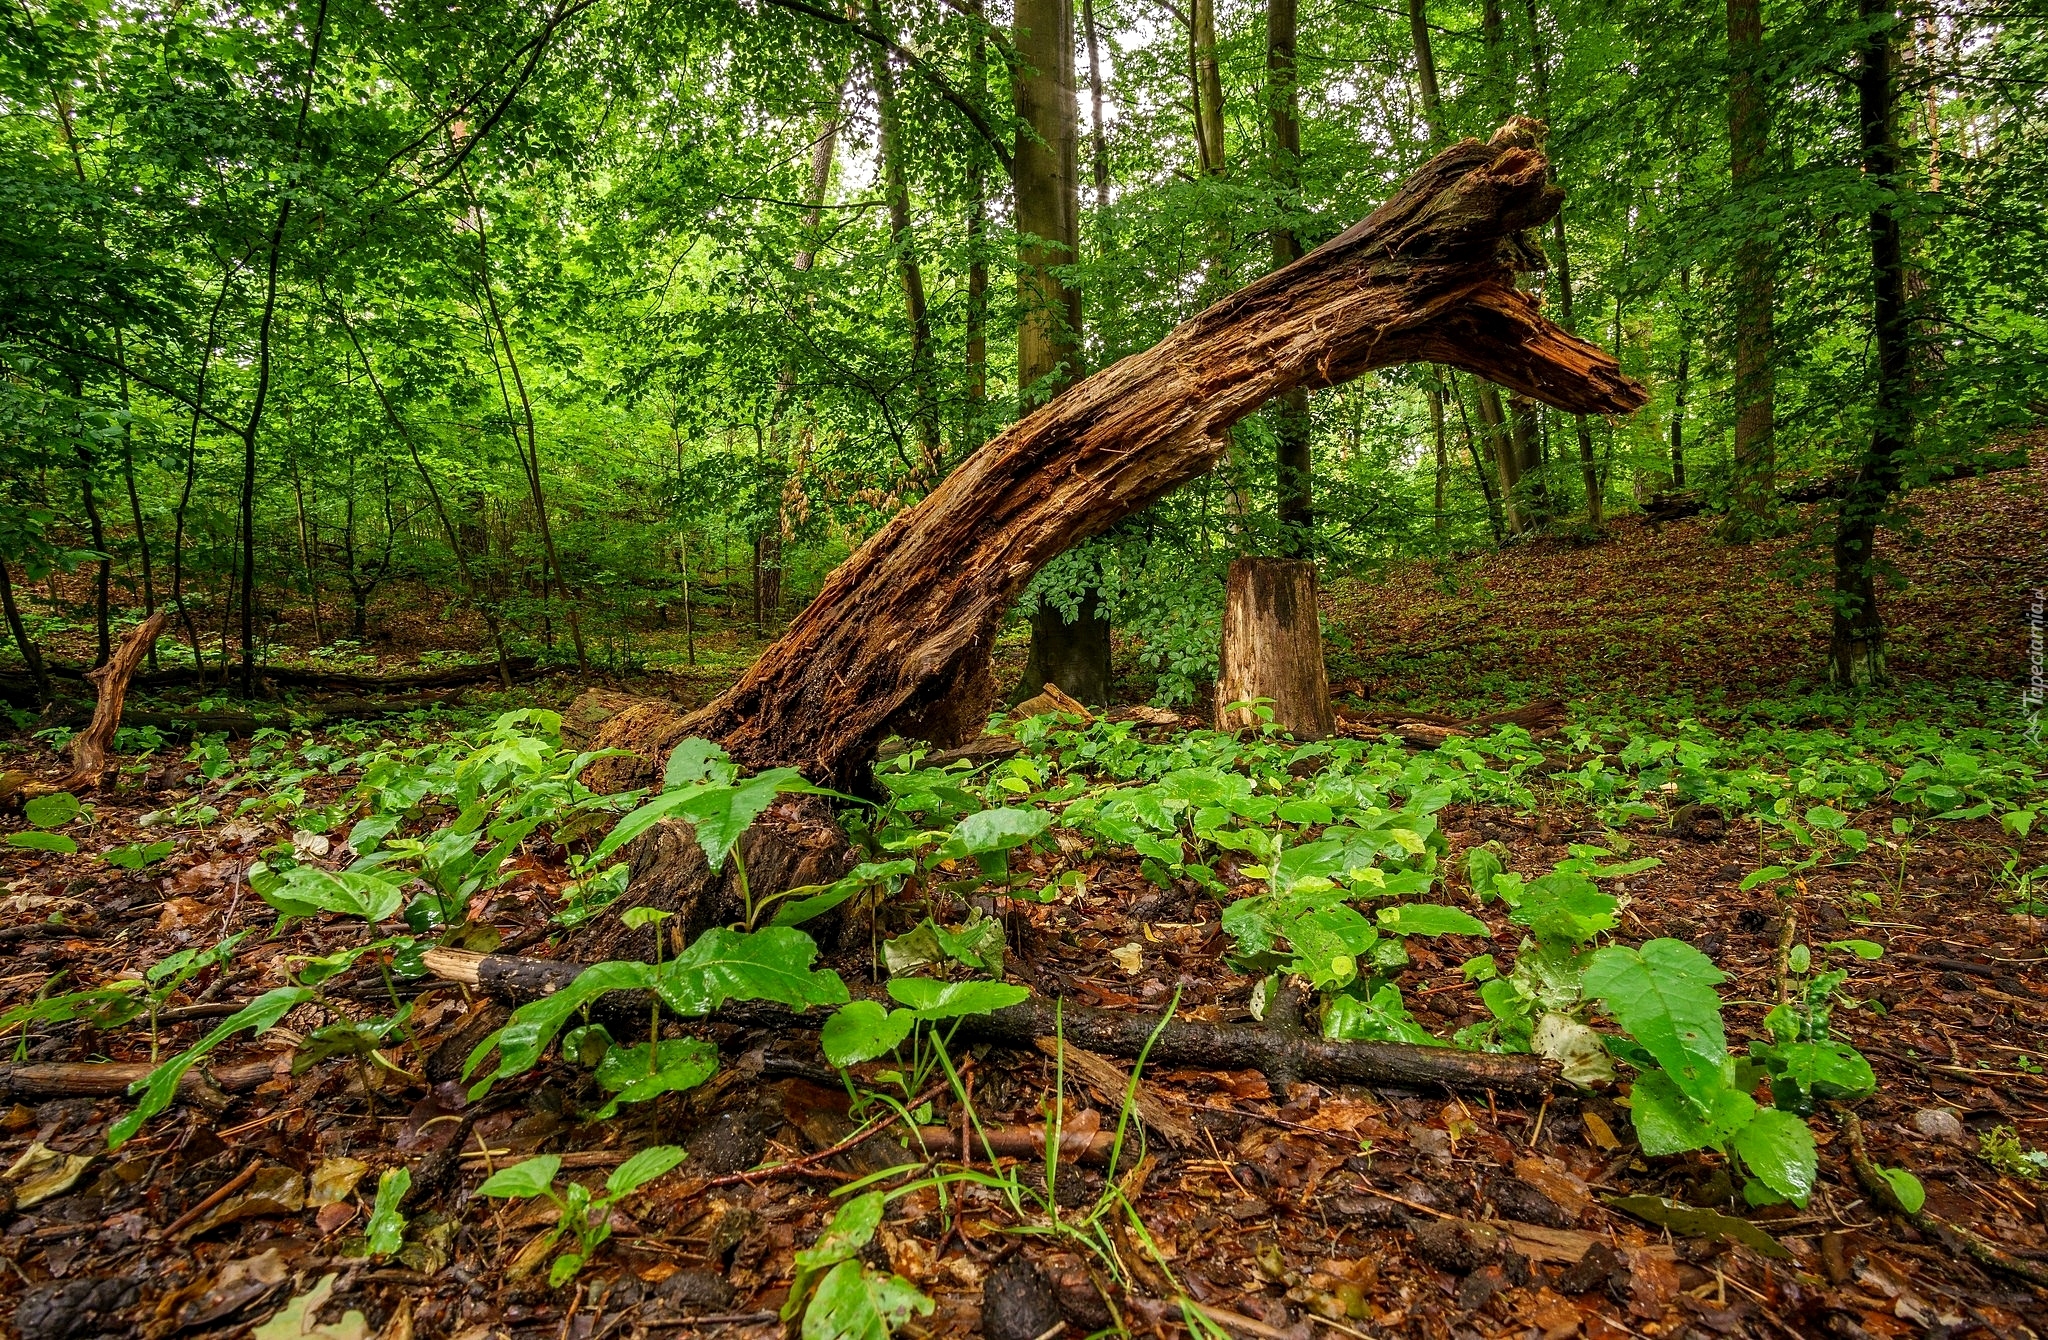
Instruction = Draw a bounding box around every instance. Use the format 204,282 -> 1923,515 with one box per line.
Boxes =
2,0 -> 2044,701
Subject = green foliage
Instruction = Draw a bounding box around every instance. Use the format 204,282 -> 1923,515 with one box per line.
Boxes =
109,987 -> 314,1150
476,1146 -> 688,1286
365,1169 -> 410,1258
782,1193 -> 933,1340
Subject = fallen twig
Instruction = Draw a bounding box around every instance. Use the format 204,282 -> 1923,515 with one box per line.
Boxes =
422,948 -> 1562,1097
1838,1106 -> 2048,1290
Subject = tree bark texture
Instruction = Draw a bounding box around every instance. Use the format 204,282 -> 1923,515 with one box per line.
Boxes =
423,948 -> 1562,1097
1833,0 -> 1908,686
1727,0 -> 1776,518
686,123 -> 1645,788
1214,558 -> 1336,739
1268,0 -> 1313,555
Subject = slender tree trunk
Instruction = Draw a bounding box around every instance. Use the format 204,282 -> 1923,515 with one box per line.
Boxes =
865,0 -> 940,475
238,0 -> 328,695
330,293 -> 515,685
77,446 -> 111,667
1832,0 -> 1909,686
1450,374 -> 1506,545
965,1 -> 989,447
1431,372 -> 1449,533
1012,0 -> 1104,703
1082,0 -> 1109,218
0,558 -> 51,702
289,451 -> 323,645
1268,0 -> 1312,556
1407,0 -> 1443,142
1670,266 -> 1691,489
173,258 -> 241,679
1194,0 -> 1226,177
113,329 -> 156,669
1727,0 -> 1776,523
467,180 -> 588,671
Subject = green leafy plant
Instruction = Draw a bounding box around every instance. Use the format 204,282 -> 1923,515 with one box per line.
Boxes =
365,1168 -> 410,1257
781,1192 -> 934,1340
476,1146 -> 688,1286
8,791 -> 83,853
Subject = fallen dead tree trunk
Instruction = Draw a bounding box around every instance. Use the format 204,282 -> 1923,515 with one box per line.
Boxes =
0,1058 -> 279,1112
32,653 -> 538,693
423,948 -> 1560,1097
35,691 -> 476,739
1333,698 -> 1566,749
681,120 -> 1645,790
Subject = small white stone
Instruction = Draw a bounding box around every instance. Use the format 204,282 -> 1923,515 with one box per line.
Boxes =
1911,1107 -> 1967,1145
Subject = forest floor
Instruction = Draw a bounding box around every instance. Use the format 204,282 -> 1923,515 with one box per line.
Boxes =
3,468 -> 2046,1340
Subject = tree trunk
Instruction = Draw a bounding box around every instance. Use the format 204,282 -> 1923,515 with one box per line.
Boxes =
1727,0 -> 1776,523
1015,591 -> 1112,707
1670,266 -> 1691,490
0,558 -> 51,703
1832,0 -> 1908,687
1268,0 -> 1313,557
1215,557 -> 1335,739
1082,0 -> 1109,219
685,123 -> 1644,787
1012,0 -> 1102,704
964,0 -> 989,446
1193,0 -> 1227,177
865,0 -> 940,475
1407,0 -> 1443,143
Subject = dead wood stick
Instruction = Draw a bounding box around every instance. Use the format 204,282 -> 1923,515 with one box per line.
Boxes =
1034,1036 -> 1199,1147
422,948 -> 1560,1097
1838,1106 -> 2048,1290
0,1058 -> 276,1111
45,610 -> 167,795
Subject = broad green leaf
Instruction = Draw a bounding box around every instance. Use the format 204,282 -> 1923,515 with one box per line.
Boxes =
101,840 -> 176,869
803,1261 -> 932,1340
771,861 -> 915,928
796,1191 -> 885,1269
683,769 -> 830,871
24,792 -> 79,828
1804,805 -> 1847,831
882,913 -> 1005,976
1322,983 -> 1437,1047
110,986 -> 313,1149
1625,1071 -> 1754,1157
665,738 -> 733,790
606,1145 -> 689,1198
1731,1108 -> 1816,1206
1512,873 -> 1617,945
0,982 -> 145,1033
1464,846 -> 1505,900
592,1039 -> 719,1118
464,961 -> 657,1098
477,1154 -> 562,1199
1739,865 -> 1790,892
261,867 -> 405,925
1583,939 -> 1729,1112
886,977 -> 1029,1019
820,1000 -> 917,1066
6,831 -> 77,853
656,927 -> 850,1016
1376,904 -> 1487,937
366,1168 -> 409,1256
1532,1012 -> 1615,1088
943,806 -> 1053,858
1749,1039 -> 1877,1103
1878,1167 -> 1925,1214
1826,939 -> 1884,960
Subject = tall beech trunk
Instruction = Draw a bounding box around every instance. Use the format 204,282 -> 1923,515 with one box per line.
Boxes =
1832,0 -> 1908,686
1082,0 -> 1109,218
0,558 -> 50,702
1268,0 -> 1313,556
685,123 -> 1644,786
1193,0 -> 1226,177
1408,0 -> 1454,529
1012,0 -> 1104,702
1727,0 -> 1776,521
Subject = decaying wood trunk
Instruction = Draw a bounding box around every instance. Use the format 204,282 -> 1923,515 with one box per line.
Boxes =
1214,557 -> 1335,738
686,120 -> 1646,789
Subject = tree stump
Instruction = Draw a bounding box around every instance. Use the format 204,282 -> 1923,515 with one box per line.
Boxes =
1214,557 -> 1336,739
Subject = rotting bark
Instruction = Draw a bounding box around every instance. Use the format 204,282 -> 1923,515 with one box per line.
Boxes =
22,611 -> 168,797
423,947 -> 1563,1096
683,122 -> 1645,790
1214,557 -> 1335,739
